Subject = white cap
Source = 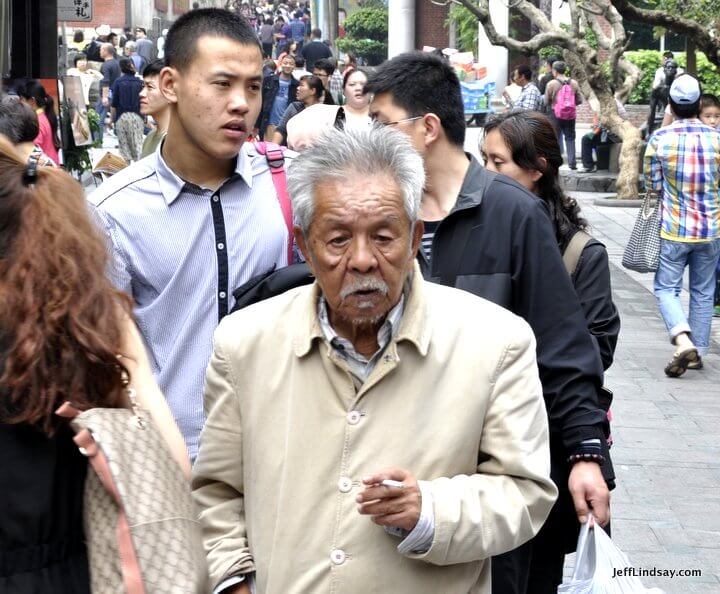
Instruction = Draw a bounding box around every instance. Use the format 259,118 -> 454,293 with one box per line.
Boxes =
95,24 -> 111,36
669,74 -> 700,104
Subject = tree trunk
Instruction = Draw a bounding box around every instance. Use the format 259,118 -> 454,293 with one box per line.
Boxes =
686,38 -> 697,75
615,124 -> 642,199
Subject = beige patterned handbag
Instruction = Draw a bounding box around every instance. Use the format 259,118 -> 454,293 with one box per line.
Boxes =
56,385 -> 208,593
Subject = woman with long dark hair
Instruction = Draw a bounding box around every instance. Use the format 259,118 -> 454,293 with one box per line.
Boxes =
18,79 -> 60,165
0,137 -> 189,593
481,110 -> 620,594
482,110 -> 619,369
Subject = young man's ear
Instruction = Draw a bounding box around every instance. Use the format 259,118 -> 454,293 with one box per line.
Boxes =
159,66 -> 179,105
422,113 -> 443,148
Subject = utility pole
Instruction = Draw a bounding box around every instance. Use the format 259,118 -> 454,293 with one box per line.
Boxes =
322,0 -> 338,48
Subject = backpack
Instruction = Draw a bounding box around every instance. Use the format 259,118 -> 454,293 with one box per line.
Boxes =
254,141 -> 294,264
554,80 -> 577,120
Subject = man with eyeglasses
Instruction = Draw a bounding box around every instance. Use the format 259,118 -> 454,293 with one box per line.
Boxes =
366,51 -> 614,594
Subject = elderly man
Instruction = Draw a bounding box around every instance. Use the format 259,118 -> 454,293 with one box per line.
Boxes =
192,126 -> 557,594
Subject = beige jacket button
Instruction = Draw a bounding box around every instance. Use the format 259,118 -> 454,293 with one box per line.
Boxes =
338,477 -> 353,493
347,411 -> 361,425
330,549 -> 346,565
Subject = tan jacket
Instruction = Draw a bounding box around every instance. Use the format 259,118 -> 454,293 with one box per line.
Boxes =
192,268 -> 557,594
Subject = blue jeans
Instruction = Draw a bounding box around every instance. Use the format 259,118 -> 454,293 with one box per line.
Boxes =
654,238 -> 720,355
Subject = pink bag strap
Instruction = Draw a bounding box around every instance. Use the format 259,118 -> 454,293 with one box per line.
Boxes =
254,140 -> 294,264
56,403 -> 147,594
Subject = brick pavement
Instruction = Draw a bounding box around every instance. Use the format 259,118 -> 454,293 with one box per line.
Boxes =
562,193 -> 720,592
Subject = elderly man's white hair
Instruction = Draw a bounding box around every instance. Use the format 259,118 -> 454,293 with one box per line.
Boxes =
287,126 -> 425,236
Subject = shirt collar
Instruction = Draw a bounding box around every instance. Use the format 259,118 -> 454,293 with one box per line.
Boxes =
154,140 -> 254,205
317,293 -> 405,361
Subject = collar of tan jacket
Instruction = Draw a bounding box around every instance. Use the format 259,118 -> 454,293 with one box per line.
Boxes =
293,260 -> 431,359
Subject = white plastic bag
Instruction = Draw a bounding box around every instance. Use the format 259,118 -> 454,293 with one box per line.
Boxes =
558,517 -> 665,594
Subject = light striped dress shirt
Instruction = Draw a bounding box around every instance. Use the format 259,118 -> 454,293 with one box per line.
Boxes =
90,142 -> 290,457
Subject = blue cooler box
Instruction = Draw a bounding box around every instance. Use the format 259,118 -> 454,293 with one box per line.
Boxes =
461,81 -> 497,112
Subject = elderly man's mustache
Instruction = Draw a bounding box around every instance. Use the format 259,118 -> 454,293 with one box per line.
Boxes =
339,277 -> 389,300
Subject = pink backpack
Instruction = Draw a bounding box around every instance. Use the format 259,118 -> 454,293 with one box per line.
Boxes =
554,81 -> 577,120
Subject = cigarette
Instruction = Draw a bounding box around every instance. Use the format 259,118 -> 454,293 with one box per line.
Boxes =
381,479 -> 405,489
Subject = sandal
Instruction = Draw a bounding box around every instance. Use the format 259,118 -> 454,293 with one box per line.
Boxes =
687,356 -> 704,370
664,347 -> 699,377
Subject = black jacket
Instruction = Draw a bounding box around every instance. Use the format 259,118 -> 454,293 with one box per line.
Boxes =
419,156 -> 611,484
259,75 -> 298,135
564,234 -> 620,373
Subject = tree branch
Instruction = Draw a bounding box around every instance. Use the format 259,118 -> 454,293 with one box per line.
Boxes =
611,0 -> 720,68
455,0 -> 573,53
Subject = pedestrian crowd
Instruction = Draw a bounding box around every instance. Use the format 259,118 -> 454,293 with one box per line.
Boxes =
0,5 -> 717,594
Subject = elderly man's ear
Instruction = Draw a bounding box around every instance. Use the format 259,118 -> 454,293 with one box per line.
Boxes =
294,226 -> 314,274
411,221 -> 424,257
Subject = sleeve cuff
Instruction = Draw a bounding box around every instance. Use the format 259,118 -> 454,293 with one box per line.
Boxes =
213,573 -> 255,594
382,480 -> 435,555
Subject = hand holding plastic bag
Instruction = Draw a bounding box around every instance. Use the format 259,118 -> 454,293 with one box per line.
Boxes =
558,516 -> 665,594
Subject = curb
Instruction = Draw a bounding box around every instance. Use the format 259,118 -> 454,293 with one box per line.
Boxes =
593,198 -> 644,207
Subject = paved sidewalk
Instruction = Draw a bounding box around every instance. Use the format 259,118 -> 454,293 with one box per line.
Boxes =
563,193 -> 720,592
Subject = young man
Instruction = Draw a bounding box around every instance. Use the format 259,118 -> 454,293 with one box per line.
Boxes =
366,51 -> 612,594
300,27 -> 332,72
90,9 -> 291,461
288,10 -> 306,50
139,59 -> 171,157
313,57 -> 341,104
645,75 -> 720,376
545,60 -> 583,169
259,54 -> 298,139
97,42 -> 120,138
511,64 -> 543,112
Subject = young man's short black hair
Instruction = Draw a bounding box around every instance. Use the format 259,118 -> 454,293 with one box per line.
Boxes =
669,97 -> 701,119
143,59 -> 165,79
164,8 -> 261,71
313,58 -> 335,76
516,64 -> 532,81
364,51 -> 466,147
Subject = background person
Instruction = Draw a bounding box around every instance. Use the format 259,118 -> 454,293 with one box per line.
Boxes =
272,74 -> 324,146
0,137 -> 189,594
111,58 -> 145,163
646,75 -> 720,376
134,27 -> 155,63
300,27 -> 331,72
140,60 -> 171,158
0,97 -> 57,166
259,54 -> 298,139
544,60 -> 583,170
18,80 -> 60,165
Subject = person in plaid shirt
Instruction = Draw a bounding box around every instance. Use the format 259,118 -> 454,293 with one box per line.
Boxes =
511,65 -> 543,112
644,74 -> 720,377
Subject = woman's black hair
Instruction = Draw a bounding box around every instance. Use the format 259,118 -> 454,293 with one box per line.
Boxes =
299,75 -> 325,102
18,80 -> 59,150
0,98 -> 40,144
119,57 -> 136,75
484,110 -> 587,245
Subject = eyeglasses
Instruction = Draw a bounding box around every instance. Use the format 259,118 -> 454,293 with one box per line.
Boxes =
373,115 -> 423,127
